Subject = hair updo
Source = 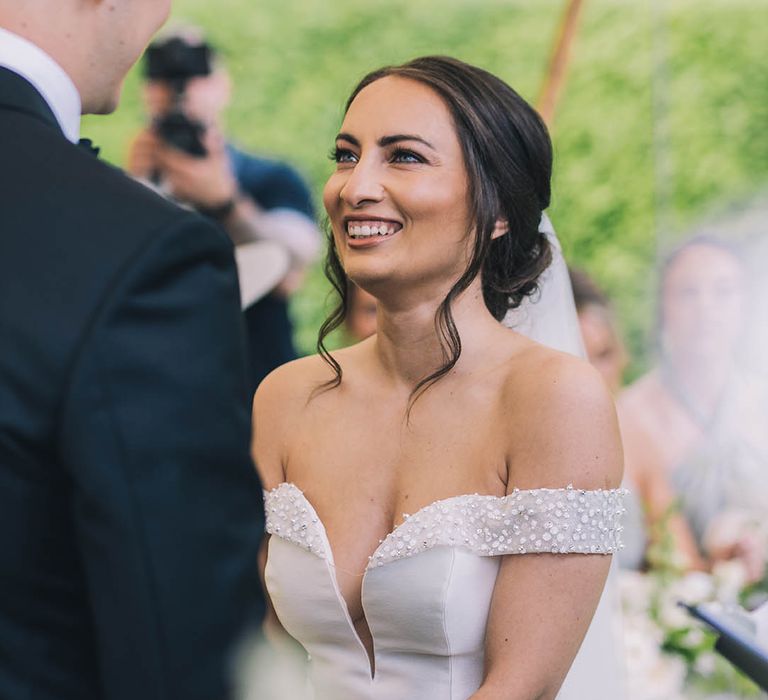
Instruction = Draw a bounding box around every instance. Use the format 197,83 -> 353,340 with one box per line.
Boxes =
318,55 -> 554,400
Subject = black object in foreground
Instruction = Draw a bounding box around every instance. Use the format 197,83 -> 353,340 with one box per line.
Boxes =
683,602 -> 768,691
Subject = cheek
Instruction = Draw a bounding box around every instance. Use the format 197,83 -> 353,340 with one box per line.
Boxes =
152,0 -> 173,31
402,175 -> 472,249
322,174 -> 344,218
322,175 -> 348,254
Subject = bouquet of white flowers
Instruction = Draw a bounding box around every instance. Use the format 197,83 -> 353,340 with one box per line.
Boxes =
621,539 -> 766,698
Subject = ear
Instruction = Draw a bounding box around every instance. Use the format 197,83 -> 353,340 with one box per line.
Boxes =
490,218 -> 508,240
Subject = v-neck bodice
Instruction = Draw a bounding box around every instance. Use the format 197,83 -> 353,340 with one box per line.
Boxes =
263,482 -> 627,699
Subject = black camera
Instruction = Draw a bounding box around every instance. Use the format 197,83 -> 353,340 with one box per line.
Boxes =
144,38 -> 214,157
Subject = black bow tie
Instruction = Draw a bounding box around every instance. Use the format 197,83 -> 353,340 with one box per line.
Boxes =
77,138 -> 100,158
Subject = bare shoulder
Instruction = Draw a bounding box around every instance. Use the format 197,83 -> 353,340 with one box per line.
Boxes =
252,345 -> 365,487
502,342 -> 623,491
505,342 -> 614,425
252,353 -> 335,488
254,353 -> 332,412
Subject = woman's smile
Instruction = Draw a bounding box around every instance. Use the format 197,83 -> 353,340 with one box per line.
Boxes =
344,217 -> 403,247
323,76 -> 471,285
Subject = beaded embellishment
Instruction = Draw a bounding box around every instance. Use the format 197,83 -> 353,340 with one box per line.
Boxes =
264,483 -> 627,570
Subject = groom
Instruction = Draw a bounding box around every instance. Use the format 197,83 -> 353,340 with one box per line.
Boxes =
0,2 -> 263,699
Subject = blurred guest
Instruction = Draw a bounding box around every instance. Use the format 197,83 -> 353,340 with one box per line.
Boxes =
618,238 -> 768,581
128,28 -> 321,392
570,267 -> 655,570
344,282 -> 378,342
569,267 -> 628,393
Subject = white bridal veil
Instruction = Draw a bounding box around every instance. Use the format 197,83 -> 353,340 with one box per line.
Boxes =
502,213 -> 586,358
503,213 -> 628,700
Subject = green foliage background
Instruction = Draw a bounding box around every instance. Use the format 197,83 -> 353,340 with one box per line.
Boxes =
83,0 -> 768,381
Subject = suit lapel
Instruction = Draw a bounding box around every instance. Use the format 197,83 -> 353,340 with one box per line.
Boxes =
0,66 -> 63,135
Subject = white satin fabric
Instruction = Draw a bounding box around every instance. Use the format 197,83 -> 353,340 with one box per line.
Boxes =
265,483 -> 627,700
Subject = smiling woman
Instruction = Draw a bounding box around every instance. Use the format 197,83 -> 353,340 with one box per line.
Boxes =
253,56 -> 626,700
319,57 -> 554,402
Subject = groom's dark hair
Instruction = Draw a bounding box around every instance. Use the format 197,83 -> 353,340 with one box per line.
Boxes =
318,56 -> 553,402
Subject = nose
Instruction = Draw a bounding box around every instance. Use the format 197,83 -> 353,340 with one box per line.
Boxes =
339,158 -> 385,209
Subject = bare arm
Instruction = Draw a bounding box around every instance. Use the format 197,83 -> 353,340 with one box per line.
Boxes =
473,357 -> 623,700
617,400 -> 706,572
251,363 -> 309,643
132,128 -> 322,275
222,197 -> 322,269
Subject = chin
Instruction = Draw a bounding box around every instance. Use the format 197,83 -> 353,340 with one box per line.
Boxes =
346,267 -> 393,294
83,84 -> 123,116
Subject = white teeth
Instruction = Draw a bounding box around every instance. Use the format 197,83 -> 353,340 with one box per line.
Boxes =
347,222 -> 397,238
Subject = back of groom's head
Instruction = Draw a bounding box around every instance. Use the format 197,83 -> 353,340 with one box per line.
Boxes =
0,0 -> 173,114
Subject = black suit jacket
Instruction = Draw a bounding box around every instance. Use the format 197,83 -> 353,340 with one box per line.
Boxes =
0,67 -> 264,699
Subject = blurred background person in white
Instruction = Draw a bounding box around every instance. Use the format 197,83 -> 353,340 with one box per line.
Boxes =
569,266 -> 628,394
618,238 -> 768,582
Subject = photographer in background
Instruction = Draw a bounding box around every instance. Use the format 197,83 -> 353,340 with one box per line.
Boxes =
128,28 -> 321,393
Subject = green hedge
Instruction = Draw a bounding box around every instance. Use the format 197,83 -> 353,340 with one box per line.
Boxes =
83,0 -> 768,381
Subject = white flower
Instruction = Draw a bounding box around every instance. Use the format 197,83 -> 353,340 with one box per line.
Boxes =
672,571 -> 715,605
693,650 -> 717,677
658,594 -> 692,630
623,607 -> 686,700
625,615 -> 665,662
627,652 -> 687,700
712,560 -> 748,603
620,570 -> 654,617
680,626 -> 706,649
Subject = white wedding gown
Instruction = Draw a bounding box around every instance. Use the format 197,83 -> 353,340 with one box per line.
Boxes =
262,217 -> 629,699
264,483 -> 626,699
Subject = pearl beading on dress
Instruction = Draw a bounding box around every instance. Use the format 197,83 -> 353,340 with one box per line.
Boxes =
265,483 -> 327,558
264,483 -> 627,570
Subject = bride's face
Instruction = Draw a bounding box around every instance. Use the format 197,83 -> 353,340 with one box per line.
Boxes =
323,76 -> 472,295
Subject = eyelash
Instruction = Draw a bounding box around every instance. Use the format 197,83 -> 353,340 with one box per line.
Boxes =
329,147 -> 355,163
391,148 -> 425,164
329,147 -> 426,165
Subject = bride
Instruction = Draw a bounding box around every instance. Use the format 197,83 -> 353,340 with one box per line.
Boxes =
253,56 -> 626,699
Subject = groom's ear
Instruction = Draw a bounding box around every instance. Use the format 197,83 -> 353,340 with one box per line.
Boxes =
490,218 -> 509,240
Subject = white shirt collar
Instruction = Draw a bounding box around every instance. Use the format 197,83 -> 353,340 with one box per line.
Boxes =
0,27 -> 81,143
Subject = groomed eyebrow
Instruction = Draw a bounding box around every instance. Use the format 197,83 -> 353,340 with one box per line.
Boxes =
335,132 -> 436,150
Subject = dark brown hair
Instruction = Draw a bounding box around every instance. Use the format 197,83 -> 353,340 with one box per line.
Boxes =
318,56 -> 553,401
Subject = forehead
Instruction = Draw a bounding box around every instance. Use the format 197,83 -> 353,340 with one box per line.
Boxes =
665,244 -> 743,288
342,75 -> 458,144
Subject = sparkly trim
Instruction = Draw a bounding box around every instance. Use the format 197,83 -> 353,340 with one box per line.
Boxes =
264,483 -> 627,570
264,483 -> 328,560
369,486 -> 627,568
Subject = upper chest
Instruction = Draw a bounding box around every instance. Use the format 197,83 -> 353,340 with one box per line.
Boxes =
284,375 -> 513,522
279,380 -> 525,608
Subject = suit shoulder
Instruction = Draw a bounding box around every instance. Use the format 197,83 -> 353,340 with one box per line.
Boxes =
1,113 -> 216,250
